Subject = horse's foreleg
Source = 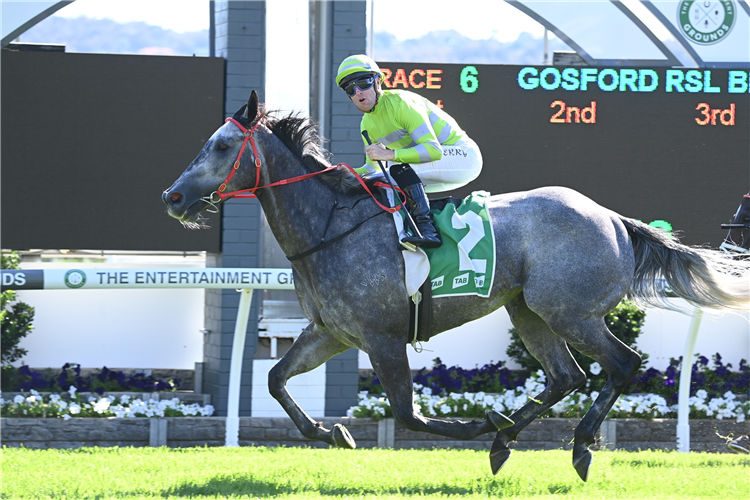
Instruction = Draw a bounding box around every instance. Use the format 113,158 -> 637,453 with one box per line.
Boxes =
491,295 -> 587,475
368,340 -> 510,441
267,322 -> 354,448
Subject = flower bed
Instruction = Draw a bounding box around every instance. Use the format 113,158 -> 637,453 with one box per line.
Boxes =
0,386 -> 214,419
1,363 -> 182,393
348,371 -> 750,422
361,354 -> 750,405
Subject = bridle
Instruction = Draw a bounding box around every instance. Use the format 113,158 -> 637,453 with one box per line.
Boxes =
199,117 -> 405,215
199,117 -> 338,212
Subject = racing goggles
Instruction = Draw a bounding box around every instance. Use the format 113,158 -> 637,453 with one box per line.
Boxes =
342,75 -> 376,96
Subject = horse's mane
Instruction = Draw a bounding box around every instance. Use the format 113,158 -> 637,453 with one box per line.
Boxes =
243,105 -> 369,195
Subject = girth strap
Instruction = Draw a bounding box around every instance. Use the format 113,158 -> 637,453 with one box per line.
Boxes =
408,279 -> 433,352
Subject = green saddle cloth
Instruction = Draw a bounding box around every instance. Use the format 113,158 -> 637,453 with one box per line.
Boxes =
424,190 -> 495,298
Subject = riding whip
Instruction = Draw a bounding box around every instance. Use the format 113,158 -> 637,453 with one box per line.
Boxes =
361,130 -> 420,251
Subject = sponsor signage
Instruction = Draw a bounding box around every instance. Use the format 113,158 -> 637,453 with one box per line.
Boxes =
0,269 -> 296,291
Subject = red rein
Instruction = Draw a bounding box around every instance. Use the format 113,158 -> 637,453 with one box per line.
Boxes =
212,118 -> 403,214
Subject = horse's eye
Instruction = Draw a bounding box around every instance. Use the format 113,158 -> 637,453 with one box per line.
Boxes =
217,143 -> 229,151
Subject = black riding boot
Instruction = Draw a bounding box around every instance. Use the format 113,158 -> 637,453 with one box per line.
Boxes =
390,163 -> 442,248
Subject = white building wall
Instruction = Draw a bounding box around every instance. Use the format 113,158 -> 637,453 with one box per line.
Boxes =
16,257 -> 205,369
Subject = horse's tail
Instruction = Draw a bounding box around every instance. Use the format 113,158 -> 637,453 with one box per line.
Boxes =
621,217 -> 750,310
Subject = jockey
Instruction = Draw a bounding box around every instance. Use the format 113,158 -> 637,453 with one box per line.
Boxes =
336,54 -> 483,249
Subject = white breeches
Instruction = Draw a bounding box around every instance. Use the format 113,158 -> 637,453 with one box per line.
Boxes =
389,136 -> 483,194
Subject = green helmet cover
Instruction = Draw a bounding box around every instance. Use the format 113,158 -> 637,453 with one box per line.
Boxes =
336,54 -> 381,87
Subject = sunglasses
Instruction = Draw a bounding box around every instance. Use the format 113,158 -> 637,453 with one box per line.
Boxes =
342,75 -> 376,96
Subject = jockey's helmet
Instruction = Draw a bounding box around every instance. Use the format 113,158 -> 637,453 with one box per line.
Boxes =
336,54 -> 382,88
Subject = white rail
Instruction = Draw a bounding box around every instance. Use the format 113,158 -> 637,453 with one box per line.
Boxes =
1,267 -> 296,447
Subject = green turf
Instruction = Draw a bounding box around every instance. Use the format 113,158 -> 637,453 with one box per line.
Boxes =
1,446 -> 748,499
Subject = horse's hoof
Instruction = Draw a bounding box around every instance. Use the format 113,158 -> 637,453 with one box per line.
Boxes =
489,446 -> 511,475
486,410 -> 514,430
332,423 -> 356,449
572,447 -> 593,482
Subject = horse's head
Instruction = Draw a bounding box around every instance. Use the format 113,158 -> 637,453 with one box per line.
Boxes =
721,192 -> 750,255
162,91 -> 263,228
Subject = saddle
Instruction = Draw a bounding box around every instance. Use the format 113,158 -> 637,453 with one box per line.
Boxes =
406,197 -> 467,348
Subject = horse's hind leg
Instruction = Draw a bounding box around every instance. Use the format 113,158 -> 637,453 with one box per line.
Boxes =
267,322 -> 355,448
560,319 -> 641,481
490,294 -> 587,474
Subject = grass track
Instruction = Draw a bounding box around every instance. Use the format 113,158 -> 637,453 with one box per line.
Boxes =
1,446 -> 748,499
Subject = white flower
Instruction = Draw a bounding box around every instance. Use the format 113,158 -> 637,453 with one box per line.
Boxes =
63,414 -> 71,420
93,399 -> 111,414
68,386 -> 77,397
13,395 -> 24,404
695,389 -> 708,400
69,403 -> 81,415
589,362 -> 602,375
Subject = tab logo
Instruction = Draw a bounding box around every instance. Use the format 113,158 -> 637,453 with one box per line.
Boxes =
474,275 -> 485,288
431,275 -> 444,290
453,273 -> 470,288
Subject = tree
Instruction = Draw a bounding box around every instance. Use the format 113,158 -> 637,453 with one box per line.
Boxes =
1,252 -> 34,365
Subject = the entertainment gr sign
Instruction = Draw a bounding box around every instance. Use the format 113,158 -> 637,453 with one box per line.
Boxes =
0,269 -> 295,291
677,0 -> 736,45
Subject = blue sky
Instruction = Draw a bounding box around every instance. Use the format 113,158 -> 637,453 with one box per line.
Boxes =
43,0 -> 546,114
52,0 -> 546,41
46,0 -> 546,113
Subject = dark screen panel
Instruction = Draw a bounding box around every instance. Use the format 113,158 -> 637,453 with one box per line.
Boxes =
1,51 -> 224,252
377,63 -> 750,246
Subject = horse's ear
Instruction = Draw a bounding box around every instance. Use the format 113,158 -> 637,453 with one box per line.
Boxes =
245,91 -> 259,121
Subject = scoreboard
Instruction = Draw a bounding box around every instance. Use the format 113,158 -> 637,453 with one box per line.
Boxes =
377,63 -> 750,246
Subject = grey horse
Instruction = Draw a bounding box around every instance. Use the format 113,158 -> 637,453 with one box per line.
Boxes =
163,92 -> 750,481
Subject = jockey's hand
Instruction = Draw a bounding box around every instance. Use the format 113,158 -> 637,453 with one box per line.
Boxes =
365,143 -> 395,162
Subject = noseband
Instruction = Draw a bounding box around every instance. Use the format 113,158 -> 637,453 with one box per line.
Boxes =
199,118 -> 264,211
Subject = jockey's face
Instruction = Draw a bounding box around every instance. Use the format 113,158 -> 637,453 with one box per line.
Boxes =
350,81 -> 378,113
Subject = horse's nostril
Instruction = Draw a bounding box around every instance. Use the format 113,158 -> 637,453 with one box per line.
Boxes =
171,192 -> 183,203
